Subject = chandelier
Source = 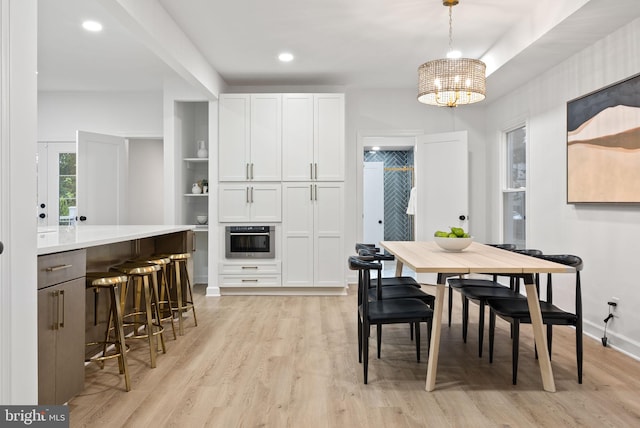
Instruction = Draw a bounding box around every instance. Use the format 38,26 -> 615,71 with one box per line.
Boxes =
417,0 -> 486,107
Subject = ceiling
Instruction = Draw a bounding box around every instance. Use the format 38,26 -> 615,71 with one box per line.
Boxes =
38,0 -> 640,101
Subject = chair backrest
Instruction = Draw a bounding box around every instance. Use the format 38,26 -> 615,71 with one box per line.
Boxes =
348,255 -> 381,312
355,243 -> 379,253
488,243 -> 517,251
534,254 -> 583,316
514,249 -> 543,257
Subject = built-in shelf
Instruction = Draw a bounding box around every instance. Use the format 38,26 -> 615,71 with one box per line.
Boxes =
193,226 -> 209,232
184,193 -> 209,197
183,158 -> 208,162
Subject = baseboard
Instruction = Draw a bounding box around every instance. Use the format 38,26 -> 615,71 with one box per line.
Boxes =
584,319 -> 640,361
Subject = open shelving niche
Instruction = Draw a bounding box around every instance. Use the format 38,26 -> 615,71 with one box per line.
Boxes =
177,101 -> 209,284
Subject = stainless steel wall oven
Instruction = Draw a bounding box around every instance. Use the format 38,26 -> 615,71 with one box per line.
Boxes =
225,225 -> 275,259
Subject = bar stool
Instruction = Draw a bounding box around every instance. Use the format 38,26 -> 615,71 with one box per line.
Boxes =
129,256 -> 176,340
112,261 -> 166,368
162,252 -> 198,335
85,272 -> 131,391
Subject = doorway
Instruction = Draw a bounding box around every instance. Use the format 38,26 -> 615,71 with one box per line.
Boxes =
363,148 -> 415,244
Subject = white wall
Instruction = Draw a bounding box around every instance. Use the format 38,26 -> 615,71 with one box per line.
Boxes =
128,138 -> 164,224
485,16 -> 640,358
38,91 -> 163,140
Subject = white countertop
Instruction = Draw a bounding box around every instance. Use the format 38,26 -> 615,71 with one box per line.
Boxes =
37,225 -> 194,255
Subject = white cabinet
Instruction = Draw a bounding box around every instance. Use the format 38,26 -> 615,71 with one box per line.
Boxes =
282,182 -> 344,287
219,183 -> 281,222
219,261 -> 281,288
218,94 -> 281,182
282,94 -> 344,181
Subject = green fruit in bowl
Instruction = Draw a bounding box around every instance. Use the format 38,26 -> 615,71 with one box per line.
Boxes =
434,230 -> 449,237
433,226 -> 471,238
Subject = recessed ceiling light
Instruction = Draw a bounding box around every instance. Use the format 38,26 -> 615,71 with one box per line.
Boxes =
278,52 -> 294,62
372,146 -> 381,151
82,20 -> 103,32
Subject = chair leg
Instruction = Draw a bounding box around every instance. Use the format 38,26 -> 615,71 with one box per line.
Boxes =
488,310 -> 496,364
448,286 -> 453,327
547,324 -> 553,359
462,295 -> 469,343
478,300 -> 485,358
377,325 -> 382,359
415,322 -> 421,362
357,314 -> 362,364
512,320 -> 520,385
363,320 -> 370,384
577,322 -> 583,384
410,323 -> 414,341
426,320 -> 432,356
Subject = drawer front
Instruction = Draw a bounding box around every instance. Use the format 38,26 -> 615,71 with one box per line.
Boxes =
219,275 -> 282,287
38,250 -> 86,289
220,262 -> 281,275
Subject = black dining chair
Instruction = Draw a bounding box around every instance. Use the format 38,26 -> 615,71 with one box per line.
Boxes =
487,254 -> 584,384
355,243 -> 422,288
447,243 -> 517,326
354,249 -> 435,352
348,256 -> 434,384
448,248 -> 543,357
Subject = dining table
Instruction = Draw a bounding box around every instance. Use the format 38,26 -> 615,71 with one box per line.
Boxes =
379,240 -> 575,392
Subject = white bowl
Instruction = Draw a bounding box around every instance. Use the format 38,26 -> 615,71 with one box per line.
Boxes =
434,236 -> 473,252
196,215 -> 208,225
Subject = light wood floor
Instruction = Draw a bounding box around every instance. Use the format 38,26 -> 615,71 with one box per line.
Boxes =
68,283 -> 640,427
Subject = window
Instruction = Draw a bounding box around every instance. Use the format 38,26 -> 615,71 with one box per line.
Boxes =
503,125 -> 526,248
58,152 -> 77,226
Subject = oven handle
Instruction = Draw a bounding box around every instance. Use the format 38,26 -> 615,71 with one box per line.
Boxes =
228,232 -> 271,236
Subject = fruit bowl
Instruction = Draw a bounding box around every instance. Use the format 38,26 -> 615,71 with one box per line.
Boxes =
434,236 -> 473,252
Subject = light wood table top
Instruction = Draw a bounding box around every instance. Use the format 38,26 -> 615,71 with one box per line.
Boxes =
379,240 -> 575,392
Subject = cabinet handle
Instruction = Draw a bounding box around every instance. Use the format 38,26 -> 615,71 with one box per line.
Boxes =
310,185 -> 313,201
251,163 -> 254,180
46,264 -> 72,272
59,289 -> 65,328
310,163 -> 313,180
241,279 -> 259,283
246,187 -> 250,203
315,163 -> 318,180
51,290 -> 59,330
246,163 -> 250,180
250,186 -> 254,203
314,184 -> 318,201
241,266 -> 259,270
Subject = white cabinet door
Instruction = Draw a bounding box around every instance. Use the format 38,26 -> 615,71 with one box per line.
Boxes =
282,182 -> 344,287
218,184 -> 251,222
314,94 -> 345,181
219,94 -> 281,182
282,94 -> 314,181
250,94 -> 282,181
219,184 -> 281,222
219,94 -> 250,181
282,94 -> 345,182
314,182 -> 344,286
282,183 -> 314,286
251,184 -> 282,222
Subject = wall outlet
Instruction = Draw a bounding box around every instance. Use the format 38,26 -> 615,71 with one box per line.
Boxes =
610,297 -> 620,309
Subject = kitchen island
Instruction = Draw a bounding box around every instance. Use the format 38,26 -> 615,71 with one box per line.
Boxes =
37,225 -> 194,405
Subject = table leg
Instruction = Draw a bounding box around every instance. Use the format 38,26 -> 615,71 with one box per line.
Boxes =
425,274 -> 446,391
394,259 -> 404,277
524,275 -> 556,392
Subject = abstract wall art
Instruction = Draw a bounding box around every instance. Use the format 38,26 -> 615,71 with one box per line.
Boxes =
567,73 -> 640,203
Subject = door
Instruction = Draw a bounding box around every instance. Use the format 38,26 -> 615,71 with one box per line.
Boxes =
218,94 -> 250,181
314,94 -> 345,181
363,162 -> 385,246
282,94 -> 314,181
37,142 -> 76,226
77,131 -> 128,225
250,94 -> 281,181
415,131 -> 468,241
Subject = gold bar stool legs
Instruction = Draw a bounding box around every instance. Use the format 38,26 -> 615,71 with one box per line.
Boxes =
85,272 -> 131,392
130,256 -> 177,340
113,262 -> 166,368
166,253 -> 198,336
